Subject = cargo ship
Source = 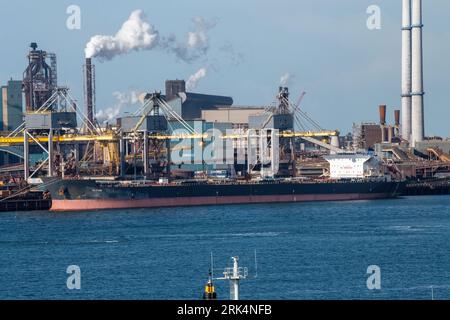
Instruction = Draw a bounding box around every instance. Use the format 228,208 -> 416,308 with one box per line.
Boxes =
44,178 -> 404,212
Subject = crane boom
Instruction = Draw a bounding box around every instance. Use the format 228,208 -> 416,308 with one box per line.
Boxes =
301,136 -> 343,153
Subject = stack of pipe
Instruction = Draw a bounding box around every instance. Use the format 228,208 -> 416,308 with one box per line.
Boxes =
379,105 -> 402,143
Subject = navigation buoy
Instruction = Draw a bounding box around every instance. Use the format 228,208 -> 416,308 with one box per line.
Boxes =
203,274 -> 217,300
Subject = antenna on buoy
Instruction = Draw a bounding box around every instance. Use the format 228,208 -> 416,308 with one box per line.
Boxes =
210,252 -> 214,279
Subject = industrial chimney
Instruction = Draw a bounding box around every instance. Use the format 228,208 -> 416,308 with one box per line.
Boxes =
379,104 -> 387,142
411,0 -> 425,147
83,58 -> 96,132
401,0 -> 412,142
379,104 -> 387,125
394,109 -> 401,137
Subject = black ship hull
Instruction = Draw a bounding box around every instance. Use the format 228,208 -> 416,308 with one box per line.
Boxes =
44,179 -> 404,212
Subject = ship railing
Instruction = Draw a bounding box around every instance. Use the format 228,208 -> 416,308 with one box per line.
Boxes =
86,176 -> 395,188
219,267 -> 248,280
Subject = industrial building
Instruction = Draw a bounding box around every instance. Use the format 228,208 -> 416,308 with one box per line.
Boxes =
352,0 -> 450,160
201,107 -> 265,127
1,79 -> 23,132
352,123 -> 383,150
165,80 -> 234,120
353,105 -> 401,150
0,3 -> 449,212
415,140 -> 450,155
165,79 -> 267,128
0,79 -> 24,166
1,3 -> 450,188
23,43 -> 57,112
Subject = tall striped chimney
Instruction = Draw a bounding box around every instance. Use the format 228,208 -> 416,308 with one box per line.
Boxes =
401,0 -> 412,142
411,0 -> 425,147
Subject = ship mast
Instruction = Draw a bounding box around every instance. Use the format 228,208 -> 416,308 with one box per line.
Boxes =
215,256 -> 249,300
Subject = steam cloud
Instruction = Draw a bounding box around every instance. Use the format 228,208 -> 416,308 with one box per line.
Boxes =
186,68 -> 207,91
280,73 -> 296,87
85,10 -> 159,61
96,91 -> 142,124
85,10 -> 217,63
168,17 -> 218,63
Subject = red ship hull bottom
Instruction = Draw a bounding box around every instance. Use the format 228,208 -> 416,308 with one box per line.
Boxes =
51,193 -> 392,212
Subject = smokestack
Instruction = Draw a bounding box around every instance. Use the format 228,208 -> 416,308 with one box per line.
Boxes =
394,110 -> 401,127
379,105 -> 387,143
379,105 -> 387,125
395,109 -> 401,138
411,0 -> 425,147
401,0 -> 412,142
394,109 -> 401,138
84,58 -> 95,132
165,80 -> 186,101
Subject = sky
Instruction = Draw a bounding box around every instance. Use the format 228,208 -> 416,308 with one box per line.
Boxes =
0,0 -> 449,136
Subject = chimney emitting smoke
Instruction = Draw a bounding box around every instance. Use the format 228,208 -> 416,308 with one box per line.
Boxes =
84,58 -> 95,132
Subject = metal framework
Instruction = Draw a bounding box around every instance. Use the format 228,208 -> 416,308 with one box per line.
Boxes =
214,257 -> 249,301
1,81 -> 344,181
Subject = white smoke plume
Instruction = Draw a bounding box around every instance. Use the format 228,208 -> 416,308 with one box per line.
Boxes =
186,68 -> 207,91
85,11 -> 217,63
85,10 -> 159,61
96,91 -> 142,124
163,17 -> 218,63
280,73 -> 296,87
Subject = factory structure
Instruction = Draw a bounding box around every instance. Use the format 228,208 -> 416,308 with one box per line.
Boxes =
0,41 -> 345,184
0,0 -> 449,197
0,79 -> 23,166
352,0 -> 450,180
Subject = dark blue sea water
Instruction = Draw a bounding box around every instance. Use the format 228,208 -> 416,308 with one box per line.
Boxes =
1,196 -> 450,300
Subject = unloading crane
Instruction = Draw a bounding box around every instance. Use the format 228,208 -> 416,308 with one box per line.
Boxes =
0,134 -> 117,146
427,148 -> 450,163
0,130 -> 339,146
301,136 -> 343,154
221,130 -> 339,140
0,72 -> 343,181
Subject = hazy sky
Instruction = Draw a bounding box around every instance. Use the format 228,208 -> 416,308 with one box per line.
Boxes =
1,0 -> 449,136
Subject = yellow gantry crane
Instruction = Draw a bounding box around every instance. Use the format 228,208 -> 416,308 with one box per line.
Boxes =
0,130 -> 339,146
0,134 -> 117,146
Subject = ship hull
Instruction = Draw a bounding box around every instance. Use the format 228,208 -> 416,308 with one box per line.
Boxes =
51,192 -> 395,211
45,179 -> 404,212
